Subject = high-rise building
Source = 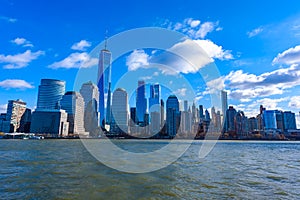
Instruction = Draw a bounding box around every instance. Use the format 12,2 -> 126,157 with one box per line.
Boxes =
30,110 -> 69,137
166,95 -> 180,137
80,81 -> 99,136
199,105 -> 204,120
183,100 -> 188,112
97,44 -> 112,127
60,91 -> 86,135
262,110 -> 280,130
36,79 -> 65,110
150,111 -> 161,134
160,99 -> 165,127
221,90 -> 228,117
130,107 -> 137,126
31,79 -> 69,136
225,106 -> 237,133
4,99 -> 27,133
248,117 -> 258,132
283,111 -> 296,130
136,80 -> 147,124
111,88 -> 128,134
18,108 -> 31,133
149,84 -> 160,113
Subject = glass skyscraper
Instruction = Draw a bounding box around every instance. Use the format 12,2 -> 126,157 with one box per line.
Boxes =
149,84 -> 160,112
36,79 -> 65,110
97,47 -> 112,127
136,80 -> 147,124
111,88 -> 128,133
166,95 -> 180,137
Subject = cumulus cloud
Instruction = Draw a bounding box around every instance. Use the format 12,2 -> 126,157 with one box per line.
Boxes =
272,45 -> 300,65
247,27 -> 263,38
126,39 -> 232,75
174,88 -> 187,96
48,52 -> 98,69
0,79 -> 34,89
126,49 -> 149,71
224,64 -> 300,101
289,96 -> 300,109
11,37 -> 33,47
71,40 -> 91,51
166,18 -> 221,39
195,39 -> 233,60
0,50 -> 44,69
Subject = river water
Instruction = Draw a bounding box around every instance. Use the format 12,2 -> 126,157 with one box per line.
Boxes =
0,140 -> 299,199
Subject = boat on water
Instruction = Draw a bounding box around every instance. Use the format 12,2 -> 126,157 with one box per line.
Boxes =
2,133 -> 44,140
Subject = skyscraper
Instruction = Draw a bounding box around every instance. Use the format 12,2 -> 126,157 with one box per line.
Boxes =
60,91 -> 86,135
283,111 -> 296,130
80,81 -> 99,135
199,105 -> 204,120
160,99 -> 164,127
111,88 -> 128,134
97,43 -> 112,127
36,79 -> 65,110
225,106 -> 237,133
221,90 -> 228,117
166,95 -> 180,137
4,99 -> 27,133
149,84 -> 160,112
136,80 -> 147,124
183,100 -> 188,112
31,79 -> 69,136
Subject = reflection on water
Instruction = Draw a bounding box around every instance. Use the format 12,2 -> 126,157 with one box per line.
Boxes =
0,140 -> 300,199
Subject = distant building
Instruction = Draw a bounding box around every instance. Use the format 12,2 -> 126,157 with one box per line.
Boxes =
18,108 -> 32,133
221,90 -> 228,118
111,88 -> 128,134
225,106 -> 237,133
130,107 -> 137,126
80,81 -> 99,136
149,84 -> 160,112
4,99 -> 27,133
248,117 -> 258,132
97,45 -> 112,127
31,78 -> 69,136
136,80 -> 147,124
30,110 -> 69,137
150,111 -> 161,134
36,79 -> 65,110
166,95 -> 180,137
160,99 -> 164,128
60,91 -> 86,136
283,111 -> 296,130
199,105 -> 204,121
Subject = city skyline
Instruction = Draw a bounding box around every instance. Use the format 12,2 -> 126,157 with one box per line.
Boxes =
1,0 -> 300,128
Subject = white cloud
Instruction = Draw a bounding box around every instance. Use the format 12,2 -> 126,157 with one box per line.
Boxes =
126,49 -> 149,71
272,45 -> 300,65
174,88 -> 187,96
11,37 -> 33,47
0,16 -> 17,23
195,39 -> 233,60
48,52 -> 97,69
0,50 -> 44,69
71,40 -> 91,51
289,96 -> 300,109
247,27 -> 263,38
0,79 -> 34,89
223,64 -> 300,101
0,104 -> 7,113
166,18 -> 221,39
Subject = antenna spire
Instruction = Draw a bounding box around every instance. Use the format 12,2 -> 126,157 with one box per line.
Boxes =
104,30 -> 108,50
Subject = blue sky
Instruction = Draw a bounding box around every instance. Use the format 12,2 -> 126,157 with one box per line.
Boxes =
1,0 -> 300,126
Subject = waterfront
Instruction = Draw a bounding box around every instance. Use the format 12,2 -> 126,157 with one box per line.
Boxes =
1,140 -> 300,199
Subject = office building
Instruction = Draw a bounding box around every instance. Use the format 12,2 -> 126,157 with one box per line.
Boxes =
60,91 -> 86,135
166,95 -> 180,137
136,80 -> 147,124
80,81 -> 99,135
111,88 -> 128,133
149,84 -> 160,112
36,79 -> 65,110
3,99 -> 27,133
97,44 -> 112,127
221,90 -> 228,117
